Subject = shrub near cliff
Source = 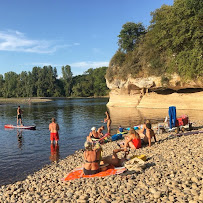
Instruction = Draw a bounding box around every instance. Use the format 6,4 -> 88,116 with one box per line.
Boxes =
106,0 -> 203,83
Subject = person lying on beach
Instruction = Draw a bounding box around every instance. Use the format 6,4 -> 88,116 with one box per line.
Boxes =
118,128 -> 141,150
83,141 -> 102,175
101,148 -> 128,167
97,126 -> 105,137
141,123 -> 157,147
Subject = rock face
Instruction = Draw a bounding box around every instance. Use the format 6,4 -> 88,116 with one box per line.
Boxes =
106,74 -> 203,109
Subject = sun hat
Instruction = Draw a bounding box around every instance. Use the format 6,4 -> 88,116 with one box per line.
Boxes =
91,127 -> 96,131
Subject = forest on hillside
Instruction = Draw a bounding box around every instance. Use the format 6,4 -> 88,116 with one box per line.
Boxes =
0,66 -> 109,98
106,0 -> 202,83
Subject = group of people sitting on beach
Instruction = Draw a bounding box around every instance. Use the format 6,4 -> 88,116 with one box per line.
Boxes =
83,118 -> 157,175
48,110 -> 156,175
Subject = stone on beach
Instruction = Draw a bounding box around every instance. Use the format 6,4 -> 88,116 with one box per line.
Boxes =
0,119 -> 202,202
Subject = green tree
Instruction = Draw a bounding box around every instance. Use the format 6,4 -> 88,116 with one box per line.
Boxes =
3,72 -> 19,97
62,65 -> 73,97
108,0 -> 203,81
93,67 -> 109,96
17,71 -> 28,97
0,74 -> 4,97
72,67 -> 109,97
32,67 -> 41,96
118,22 -> 146,52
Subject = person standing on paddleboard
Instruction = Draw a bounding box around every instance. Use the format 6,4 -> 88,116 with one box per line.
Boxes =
49,118 -> 59,144
17,106 -> 23,126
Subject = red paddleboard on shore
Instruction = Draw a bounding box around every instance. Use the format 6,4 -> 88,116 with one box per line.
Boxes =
4,125 -> 36,130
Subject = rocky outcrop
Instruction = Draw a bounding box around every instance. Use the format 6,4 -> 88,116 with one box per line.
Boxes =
106,74 -> 203,109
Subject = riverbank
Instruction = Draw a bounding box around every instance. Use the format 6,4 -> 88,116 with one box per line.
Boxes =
0,97 -> 52,105
0,120 -> 202,202
0,96 -> 109,105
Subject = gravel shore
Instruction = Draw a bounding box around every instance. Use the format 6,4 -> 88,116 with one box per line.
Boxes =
0,120 -> 202,203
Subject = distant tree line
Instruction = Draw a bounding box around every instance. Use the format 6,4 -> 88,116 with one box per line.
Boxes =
0,66 -> 109,98
106,0 -> 203,82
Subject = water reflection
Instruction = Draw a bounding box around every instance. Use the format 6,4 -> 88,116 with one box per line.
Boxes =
50,143 -> 60,163
17,130 -> 23,149
108,106 -> 203,130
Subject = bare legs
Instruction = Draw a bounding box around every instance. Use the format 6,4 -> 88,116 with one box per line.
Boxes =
119,137 -> 136,150
107,120 -> 111,134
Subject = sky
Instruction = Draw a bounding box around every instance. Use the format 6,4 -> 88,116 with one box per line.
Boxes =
0,0 -> 174,77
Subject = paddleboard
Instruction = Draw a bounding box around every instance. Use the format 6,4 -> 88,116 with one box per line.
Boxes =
4,124 -> 36,130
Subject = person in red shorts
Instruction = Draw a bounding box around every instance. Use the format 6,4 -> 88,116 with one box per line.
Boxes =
49,118 -> 59,144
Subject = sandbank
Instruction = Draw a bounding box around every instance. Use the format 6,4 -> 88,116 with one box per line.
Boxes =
0,97 -> 52,105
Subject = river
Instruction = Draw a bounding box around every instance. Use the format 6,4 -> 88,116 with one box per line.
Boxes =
0,98 -> 203,186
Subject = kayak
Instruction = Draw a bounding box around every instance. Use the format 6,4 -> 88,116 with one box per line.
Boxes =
4,125 -> 36,130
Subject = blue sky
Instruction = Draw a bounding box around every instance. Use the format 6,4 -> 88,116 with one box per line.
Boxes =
0,0 -> 173,77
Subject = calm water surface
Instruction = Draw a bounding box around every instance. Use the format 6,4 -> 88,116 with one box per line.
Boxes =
0,98 -> 202,186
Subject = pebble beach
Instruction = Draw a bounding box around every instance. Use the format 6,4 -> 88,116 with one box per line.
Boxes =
0,120 -> 202,203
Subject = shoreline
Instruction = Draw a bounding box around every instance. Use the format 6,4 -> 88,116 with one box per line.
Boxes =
0,119 -> 202,202
0,96 -> 109,105
0,97 -> 52,105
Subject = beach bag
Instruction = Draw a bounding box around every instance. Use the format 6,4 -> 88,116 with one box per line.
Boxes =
124,156 -> 146,171
111,133 -> 122,141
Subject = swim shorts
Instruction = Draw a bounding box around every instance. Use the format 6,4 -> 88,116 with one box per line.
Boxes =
18,115 -> 22,119
50,132 -> 59,141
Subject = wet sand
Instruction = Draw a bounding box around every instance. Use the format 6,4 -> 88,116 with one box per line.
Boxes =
0,119 -> 202,202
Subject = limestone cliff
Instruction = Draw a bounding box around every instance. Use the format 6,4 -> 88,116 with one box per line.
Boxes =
106,74 -> 203,110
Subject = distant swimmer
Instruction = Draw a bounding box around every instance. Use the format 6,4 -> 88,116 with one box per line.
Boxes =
17,106 -> 23,126
49,118 -> 60,144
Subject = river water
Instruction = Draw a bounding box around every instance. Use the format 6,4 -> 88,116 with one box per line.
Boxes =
0,98 -> 203,186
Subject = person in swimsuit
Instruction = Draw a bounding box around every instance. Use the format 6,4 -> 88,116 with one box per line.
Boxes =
83,141 -> 102,175
49,118 -> 59,144
87,127 -> 100,142
17,106 -> 23,126
104,111 -> 111,134
97,126 -> 105,138
101,148 -> 128,167
119,127 -> 141,150
142,123 -> 157,147
139,119 -> 150,139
